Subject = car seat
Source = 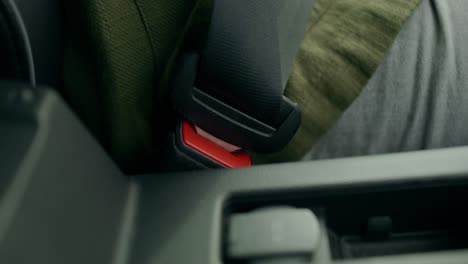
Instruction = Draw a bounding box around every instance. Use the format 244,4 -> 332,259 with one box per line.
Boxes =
3,1 -> 468,264
61,0 -> 313,172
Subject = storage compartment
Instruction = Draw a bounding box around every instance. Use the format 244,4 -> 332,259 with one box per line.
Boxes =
224,183 -> 468,261
325,186 -> 468,259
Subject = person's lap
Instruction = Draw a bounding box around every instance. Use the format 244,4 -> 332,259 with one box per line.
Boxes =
305,0 -> 468,160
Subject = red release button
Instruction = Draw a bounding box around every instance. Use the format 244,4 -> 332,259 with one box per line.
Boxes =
181,121 -> 252,168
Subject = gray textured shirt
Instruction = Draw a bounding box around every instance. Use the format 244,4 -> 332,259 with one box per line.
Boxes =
306,0 -> 468,160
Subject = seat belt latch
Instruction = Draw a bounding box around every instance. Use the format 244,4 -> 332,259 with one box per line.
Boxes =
180,121 -> 252,168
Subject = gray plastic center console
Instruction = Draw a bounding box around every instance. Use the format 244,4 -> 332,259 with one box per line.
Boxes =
1,87 -> 468,264
131,147 -> 468,264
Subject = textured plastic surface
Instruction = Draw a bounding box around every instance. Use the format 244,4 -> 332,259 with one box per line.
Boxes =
1,85 -> 468,264
0,82 -> 38,200
228,207 -> 321,259
0,85 -> 131,264
131,147 -> 468,264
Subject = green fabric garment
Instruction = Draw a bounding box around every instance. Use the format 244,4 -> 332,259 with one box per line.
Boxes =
254,0 -> 422,164
63,0 -> 212,171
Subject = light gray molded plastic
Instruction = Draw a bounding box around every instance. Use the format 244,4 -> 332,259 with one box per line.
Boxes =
228,207 -> 321,259
131,147 -> 468,264
2,85 -> 468,264
0,85 -> 131,264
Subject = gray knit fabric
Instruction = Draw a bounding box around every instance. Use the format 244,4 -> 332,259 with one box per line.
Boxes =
305,0 -> 468,160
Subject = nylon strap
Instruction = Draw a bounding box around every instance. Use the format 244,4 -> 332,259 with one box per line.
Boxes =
196,0 -> 313,127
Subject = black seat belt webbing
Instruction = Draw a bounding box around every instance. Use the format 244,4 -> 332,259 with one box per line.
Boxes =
173,0 -> 313,152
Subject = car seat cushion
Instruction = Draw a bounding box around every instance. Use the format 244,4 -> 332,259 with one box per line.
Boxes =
63,0 -> 212,171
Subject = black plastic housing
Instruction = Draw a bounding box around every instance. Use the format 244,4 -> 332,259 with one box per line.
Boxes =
172,53 -> 301,153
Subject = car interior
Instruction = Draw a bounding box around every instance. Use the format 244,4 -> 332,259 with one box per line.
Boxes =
1,0 -> 468,264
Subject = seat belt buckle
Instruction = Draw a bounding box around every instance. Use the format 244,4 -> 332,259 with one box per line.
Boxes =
178,121 -> 251,168
172,53 -> 301,154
